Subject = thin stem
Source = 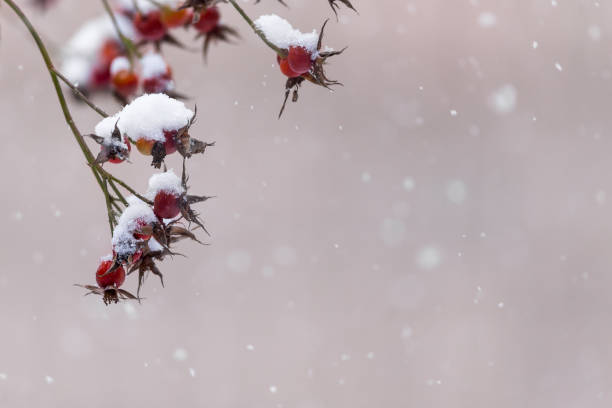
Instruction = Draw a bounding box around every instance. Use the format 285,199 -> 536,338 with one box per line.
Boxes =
3,0 -> 98,165
97,167 -> 153,205
102,179 -> 116,234
108,179 -> 129,206
228,0 -> 287,57
110,198 -> 123,212
2,0 -> 142,236
52,68 -> 109,118
101,0 -> 142,61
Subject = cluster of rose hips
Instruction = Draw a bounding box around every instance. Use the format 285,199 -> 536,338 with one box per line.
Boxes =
79,166 -> 208,305
81,171 -> 209,305
63,0 -> 355,305
76,94 -> 212,304
74,3 -> 232,102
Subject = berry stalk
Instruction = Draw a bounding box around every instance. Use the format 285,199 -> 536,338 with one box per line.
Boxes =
227,0 -> 287,58
101,0 -> 142,61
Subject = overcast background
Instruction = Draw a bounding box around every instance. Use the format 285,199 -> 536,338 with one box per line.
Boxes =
2,0 -> 612,407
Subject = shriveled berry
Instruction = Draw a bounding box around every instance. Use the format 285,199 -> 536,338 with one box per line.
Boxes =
134,11 -> 167,41
154,190 -> 181,219
193,7 -> 220,34
96,259 -> 126,289
287,46 -> 312,75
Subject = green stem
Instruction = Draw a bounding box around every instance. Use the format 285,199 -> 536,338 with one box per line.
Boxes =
228,0 -> 287,57
2,0 -> 144,236
108,179 -> 129,206
52,68 -> 109,118
97,167 -> 153,205
102,179 -> 116,234
101,0 -> 142,61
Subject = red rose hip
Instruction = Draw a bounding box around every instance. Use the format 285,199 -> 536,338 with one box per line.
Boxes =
194,7 -> 220,34
277,55 -> 301,78
154,190 -> 181,219
287,46 -> 312,75
96,259 -> 126,289
133,11 -> 167,41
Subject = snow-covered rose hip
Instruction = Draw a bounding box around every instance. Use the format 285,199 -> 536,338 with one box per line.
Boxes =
96,256 -> 126,288
110,56 -> 139,98
112,94 -> 212,168
88,117 -> 131,164
147,169 -> 212,234
148,171 -> 184,219
112,197 -> 159,264
254,15 -> 346,117
140,53 -> 174,94
133,218 -> 153,240
133,11 -> 167,41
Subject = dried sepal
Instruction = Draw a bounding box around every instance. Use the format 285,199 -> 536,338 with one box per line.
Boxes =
179,0 -> 223,22
197,24 -> 239,61
75,284 -> 140,306
173,107 -> 216,159
307,19 -> 346,89
151,141 -> 167,169
328,0 -> 357,18
128,251 -> 167,297
279,77 -> 304,118
176,158 -> 212,233
85,120 -> 131,165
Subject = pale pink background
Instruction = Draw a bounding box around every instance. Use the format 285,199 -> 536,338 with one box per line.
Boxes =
1,0 -> 612,407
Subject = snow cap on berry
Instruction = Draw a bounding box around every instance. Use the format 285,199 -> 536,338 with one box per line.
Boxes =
94,114 -> 129,150
117,93 -> 194,142
110,56 -> 132,76
140,52 -> 169,80
60,14 -> 135,86
112,198 -> 157,256
254,14 -> 319,58
147,170 -> 185,199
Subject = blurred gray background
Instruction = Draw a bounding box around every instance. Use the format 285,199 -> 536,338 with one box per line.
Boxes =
2,0 -> 612,406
